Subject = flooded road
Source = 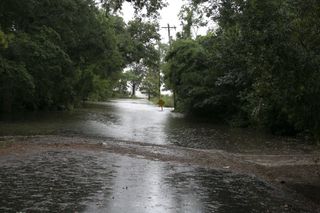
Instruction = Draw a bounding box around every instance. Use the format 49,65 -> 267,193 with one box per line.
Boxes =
0,99 -> 317,154
0,99 -> 319,212
0,148 -> 312,212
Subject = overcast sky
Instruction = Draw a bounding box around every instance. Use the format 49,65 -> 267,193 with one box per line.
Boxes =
120,0 -> 208,43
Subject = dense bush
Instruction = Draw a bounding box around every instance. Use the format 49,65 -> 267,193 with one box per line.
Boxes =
0,0 -> 127,111
165,0 -> 320,140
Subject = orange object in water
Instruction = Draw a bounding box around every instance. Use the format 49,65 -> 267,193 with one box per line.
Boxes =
158,99 -> 165,110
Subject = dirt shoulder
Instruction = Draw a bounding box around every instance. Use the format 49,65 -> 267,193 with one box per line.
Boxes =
0,135 -> 319,210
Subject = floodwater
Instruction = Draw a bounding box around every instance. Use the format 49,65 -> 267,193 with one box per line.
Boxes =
0,99 -> 318,212
0,99 -> 316,154
0,149 -> 311,212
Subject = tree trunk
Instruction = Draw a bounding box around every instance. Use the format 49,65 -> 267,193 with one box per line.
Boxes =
131,83 -> 136,97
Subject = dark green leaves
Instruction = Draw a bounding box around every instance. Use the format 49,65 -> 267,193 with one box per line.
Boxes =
0,0 -> 132,110
165,0 -> 320,140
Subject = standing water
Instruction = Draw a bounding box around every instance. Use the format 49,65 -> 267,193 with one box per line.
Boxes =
0,99 -> 318,212
0,149 -> 312,212
0,99 -> 316,154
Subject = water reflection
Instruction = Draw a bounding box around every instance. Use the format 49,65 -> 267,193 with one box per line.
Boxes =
0,150 -> 310,212
0,99 -> 317,154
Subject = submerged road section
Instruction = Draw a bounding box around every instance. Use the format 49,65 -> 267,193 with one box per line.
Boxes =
0,136 -> 318,213
0,99 -> 319,212
1,99 -> 319,154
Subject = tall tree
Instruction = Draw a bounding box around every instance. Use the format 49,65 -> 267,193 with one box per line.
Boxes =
165,0 -> 320,141
0,0 -> 128,110
125,19 -> 160,96
101,0 -> 167,18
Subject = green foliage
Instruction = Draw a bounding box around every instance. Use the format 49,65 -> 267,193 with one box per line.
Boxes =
165,0 -> 320,141
165,39 -> 211,112
140,69 -> 160,99
101,0 -> 167,18
8,29 -> 75,109
0,30 -> 13,49
113,72 -> 131,97
126,63 -> 147,96
0,0 -> 134,111
0,57 -> 35,111
124,19 -> 160,96
127,19 -> 160,66
88,75 -> 114,101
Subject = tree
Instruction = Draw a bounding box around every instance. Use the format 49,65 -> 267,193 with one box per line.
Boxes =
125,63 -> 147,97
164,0 -> 320,141
0,0 -> 130,110
124,19 -> 160,96
140,68 -> 159,100
164,39 -> 210,112
101,0 -> 167,18
0,57 -> 35,112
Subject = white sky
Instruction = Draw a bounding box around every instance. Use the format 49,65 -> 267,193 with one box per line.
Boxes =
120,0 -> 208,43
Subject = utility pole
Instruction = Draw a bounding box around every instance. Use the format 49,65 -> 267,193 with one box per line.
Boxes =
156,41 -> 161,100
162,24 -> 176,45
161,23 -> 177,110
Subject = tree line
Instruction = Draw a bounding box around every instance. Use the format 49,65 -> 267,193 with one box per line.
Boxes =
1,0 -> 319,141
164,0 -> 320,141
0,0 -> 160,111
